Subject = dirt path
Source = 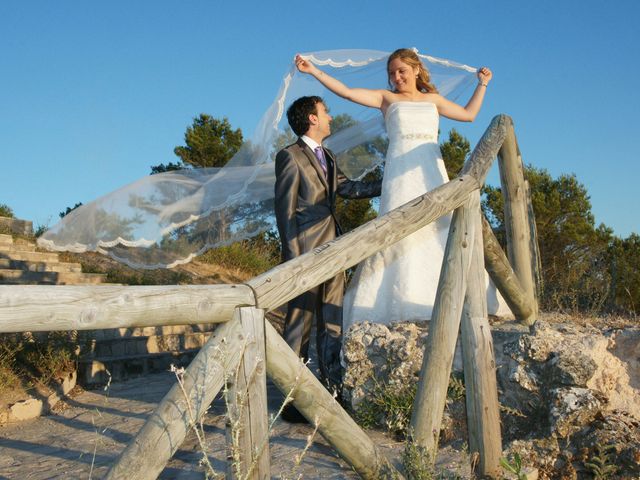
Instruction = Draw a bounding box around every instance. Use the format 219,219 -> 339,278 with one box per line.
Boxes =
0,371 -> 470,479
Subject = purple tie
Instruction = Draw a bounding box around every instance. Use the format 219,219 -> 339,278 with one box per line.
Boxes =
314,146 -> 328,177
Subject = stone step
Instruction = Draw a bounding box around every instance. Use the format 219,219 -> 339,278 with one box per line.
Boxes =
79,323 -> 219,341
0,269 -> 106,285
1,243 -> 37,253
0,234 -> 13,245
0,258 -> 82,273
81,331 -> 213,358
1,250 -> 61,263
78,350 -> 199,386
0,217 -> 32,236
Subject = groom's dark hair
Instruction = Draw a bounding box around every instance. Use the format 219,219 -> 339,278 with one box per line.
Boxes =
287,96 -> 324,136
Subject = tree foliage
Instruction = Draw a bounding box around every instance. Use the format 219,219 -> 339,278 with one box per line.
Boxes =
0,203 -> 14,218
606,233 -> 640,313
150,161 -> 184,175
441,128 -> 638,315
151,114 -> 243,174
59,202 -> 83,218
483,163 -> 640,314
174,114 -> 243,169
440,128 -> 470,179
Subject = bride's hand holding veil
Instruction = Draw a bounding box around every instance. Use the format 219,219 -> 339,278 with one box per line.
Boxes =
477,66 -> 493,85
294,54 -> 386,109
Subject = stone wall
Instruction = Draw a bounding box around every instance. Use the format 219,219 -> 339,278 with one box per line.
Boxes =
0,216 -> 33,236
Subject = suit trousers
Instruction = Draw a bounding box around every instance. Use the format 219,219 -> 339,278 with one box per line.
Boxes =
282,271 -> 344,390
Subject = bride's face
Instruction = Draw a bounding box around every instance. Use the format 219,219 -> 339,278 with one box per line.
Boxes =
388,58 -> 417,93
388,58 -> 418,92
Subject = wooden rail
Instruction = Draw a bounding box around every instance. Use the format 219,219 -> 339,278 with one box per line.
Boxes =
0,114 -> 539,479
0,284 -> 254,332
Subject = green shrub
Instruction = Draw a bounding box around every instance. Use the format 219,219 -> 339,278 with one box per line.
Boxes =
584,444 -> 618,480
0,332 -> 78,397
104,267 -> 191,286
355,372 -> 467,439
199,234 -> 280,276
0,203 -> 14,218
0,339 -> 23,394
355,377 -> 416,437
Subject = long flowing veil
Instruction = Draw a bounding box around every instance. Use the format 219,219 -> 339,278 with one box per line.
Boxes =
38,49 -> 477,269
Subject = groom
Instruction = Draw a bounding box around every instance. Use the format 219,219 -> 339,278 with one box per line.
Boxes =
274,96 -> 381,398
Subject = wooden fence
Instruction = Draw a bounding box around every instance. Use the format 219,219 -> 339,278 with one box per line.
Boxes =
0,114 -> 539,479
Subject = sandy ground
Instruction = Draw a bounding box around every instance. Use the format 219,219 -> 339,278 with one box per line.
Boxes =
0,370 -> 471,479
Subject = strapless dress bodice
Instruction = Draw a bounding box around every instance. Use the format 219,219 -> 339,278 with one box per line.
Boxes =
384,101 -> 439,145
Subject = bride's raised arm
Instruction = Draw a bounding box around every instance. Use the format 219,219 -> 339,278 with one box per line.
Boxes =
295,54 -> 387,109
432,66 -> 493,122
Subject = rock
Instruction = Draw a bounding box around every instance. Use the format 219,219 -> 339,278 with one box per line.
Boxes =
503,437 -> 561,476
547,352 -> 596,387
497,322 -> 640,425
548,387 -> 603,437
342,322 -> 428,410
573,410 -> 640,479
2,371 -> 77,423
508,363 -> 539,392
9,398 -> 45,421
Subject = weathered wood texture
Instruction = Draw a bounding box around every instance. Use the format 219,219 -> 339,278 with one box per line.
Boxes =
462,201 -> 502,478
410,193 -> 478,453
264,321 -> 400,479
105,315 -> 245,480
525,179 -> 544,300
460,114 -> 511,185
227,307 -> 269,480
498,125 -> 538,324
0,284 -> 254,333
481,216 -> 534,321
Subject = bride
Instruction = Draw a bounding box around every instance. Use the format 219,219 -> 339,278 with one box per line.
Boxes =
295,48 -> 509,328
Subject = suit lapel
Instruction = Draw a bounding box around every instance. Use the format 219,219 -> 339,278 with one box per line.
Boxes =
297,138 -> 329,192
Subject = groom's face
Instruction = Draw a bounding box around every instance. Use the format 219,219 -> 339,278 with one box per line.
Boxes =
311,102 -> 332,139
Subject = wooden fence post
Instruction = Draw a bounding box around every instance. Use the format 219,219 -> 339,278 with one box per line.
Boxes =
461,198 -> 502,478
481,216 -> 535,321
524,179 -> 543,301
498,125 -> 538,324
410,193 -> 478,455
264,322 -> 401,479
105,315 -> 245,480
227,307 -> 269,480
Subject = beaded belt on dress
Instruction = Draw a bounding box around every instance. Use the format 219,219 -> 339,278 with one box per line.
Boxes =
400,132 -> 437,141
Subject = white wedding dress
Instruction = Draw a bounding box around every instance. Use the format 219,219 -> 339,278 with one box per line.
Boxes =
343,102 -> 510,330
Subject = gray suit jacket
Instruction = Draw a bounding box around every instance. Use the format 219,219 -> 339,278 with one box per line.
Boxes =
275,138 -> 381,261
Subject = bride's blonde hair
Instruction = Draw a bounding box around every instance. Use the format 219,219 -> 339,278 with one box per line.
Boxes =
387,48 -> 438,94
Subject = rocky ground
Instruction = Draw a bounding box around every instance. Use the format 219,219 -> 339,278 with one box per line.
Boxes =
343,313 -> 640,479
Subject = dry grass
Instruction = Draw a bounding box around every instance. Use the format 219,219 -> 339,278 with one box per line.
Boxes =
0,331 -> 78,410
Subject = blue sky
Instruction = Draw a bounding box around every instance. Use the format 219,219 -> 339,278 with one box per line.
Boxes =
2,1 -> 639,237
